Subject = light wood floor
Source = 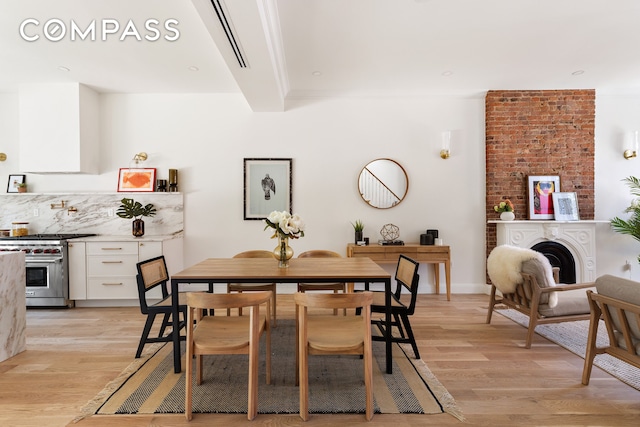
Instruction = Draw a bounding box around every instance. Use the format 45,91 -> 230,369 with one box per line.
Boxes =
1,294 -> 639,427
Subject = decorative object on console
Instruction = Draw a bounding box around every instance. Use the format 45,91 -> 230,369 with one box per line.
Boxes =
17,182 -> 27,193
118,168 -> 156,192
551,192 -> 579,221
6,174 -> 25,193
264,210 -> 305,268
623,131 -> 639,159
527,175 -> 560,219
379,223 -> 403,245
352,219 -> 365,244
611,176 -> 640,262
116,198 -> 157,237
244,158 -> 292,220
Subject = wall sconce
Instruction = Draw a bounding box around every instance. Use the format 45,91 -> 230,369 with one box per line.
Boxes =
440,131 -> 451,159
132,152 -> 148,164
624,131 -> 639,159
0,153 -> 6,161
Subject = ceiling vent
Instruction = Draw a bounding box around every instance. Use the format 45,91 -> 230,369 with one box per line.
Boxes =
210,0 -> 247,68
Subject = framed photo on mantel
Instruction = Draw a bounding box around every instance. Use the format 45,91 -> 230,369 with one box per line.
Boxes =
527,175 -> 560,219
552,192 -> 580,221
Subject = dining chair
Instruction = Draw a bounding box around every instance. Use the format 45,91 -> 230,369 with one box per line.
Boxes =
135,255 -> 187,358
297,250 -> 347,315
227,250 -> 278,326
184,290 -> 272,421
363,255 -> 421,359
295,291 -> 374,421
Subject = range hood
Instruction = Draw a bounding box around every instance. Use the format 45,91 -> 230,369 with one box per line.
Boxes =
19,83 -> 99,174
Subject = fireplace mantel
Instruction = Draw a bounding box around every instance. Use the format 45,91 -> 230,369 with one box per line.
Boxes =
489,220 -> 606,282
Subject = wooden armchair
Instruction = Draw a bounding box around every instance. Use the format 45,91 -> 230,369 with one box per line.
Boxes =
486,245 -> 595,348
582,274 -> 640,385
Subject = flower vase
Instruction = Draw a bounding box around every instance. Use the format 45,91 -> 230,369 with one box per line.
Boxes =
273,236 -> 294,268
500,211 -> 515,221
132,219 -> 145,237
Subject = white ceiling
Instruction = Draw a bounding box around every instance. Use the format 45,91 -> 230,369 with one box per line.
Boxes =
1,0 -> 640,111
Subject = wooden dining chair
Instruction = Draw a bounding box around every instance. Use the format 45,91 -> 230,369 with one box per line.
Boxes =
363,255 -> 421,359
227,250 -> 278,326
135,255 -> 187,358
297,250 -> 347,315
295,291 -> 374,421
184,291 -> 272,421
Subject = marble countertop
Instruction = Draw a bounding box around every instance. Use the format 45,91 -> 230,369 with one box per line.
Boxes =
70,234 -> 183,242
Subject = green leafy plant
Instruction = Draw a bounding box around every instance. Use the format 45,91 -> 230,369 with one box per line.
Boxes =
493,199 -> 514,213
611,176 -> 640,262
116,198 -> 157,220
351,220 -> 364,232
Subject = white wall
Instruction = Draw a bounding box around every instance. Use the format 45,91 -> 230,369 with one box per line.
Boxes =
1,91 -> 637,292
595,94 -> 640,281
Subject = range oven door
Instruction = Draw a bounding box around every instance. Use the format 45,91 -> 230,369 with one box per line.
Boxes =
25,257 -> 66,301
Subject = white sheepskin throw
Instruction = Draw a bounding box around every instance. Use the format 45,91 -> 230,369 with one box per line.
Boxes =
487,245 -> 551,294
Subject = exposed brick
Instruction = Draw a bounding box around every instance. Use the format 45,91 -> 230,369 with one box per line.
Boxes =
485,90 -> 595,281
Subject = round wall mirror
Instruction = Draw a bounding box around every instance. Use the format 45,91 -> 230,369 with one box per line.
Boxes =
358,158 -> 409,209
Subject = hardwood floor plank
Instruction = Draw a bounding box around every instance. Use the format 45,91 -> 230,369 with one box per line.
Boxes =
0,294 -> 638,426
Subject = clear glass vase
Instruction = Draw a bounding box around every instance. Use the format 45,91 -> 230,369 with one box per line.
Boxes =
273,236 -> 294,268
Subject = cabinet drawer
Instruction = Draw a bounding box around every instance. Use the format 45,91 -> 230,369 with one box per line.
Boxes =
87,277 -> 138,299
87,242 -> 138,255
87,255 -> 138,276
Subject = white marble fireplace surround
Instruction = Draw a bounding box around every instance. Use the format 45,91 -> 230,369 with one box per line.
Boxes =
491,220 -> 600,283
0,193 -> 183,236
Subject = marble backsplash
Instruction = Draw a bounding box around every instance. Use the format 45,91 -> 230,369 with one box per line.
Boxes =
0,193 -> 183,236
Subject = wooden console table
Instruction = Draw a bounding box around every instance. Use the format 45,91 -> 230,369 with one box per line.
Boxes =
346,243 -> 451,301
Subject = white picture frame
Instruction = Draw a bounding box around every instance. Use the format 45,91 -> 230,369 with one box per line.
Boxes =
551,192 -> 580,221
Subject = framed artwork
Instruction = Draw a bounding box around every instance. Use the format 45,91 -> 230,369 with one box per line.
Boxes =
244,158 -> 292,220
7,174 -> 26,193
117,168 -> 156,192
528,175 -> 560,219
552,192 -> 580,221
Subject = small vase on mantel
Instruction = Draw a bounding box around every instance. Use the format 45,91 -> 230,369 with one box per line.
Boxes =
500,211 -> 515,221
273,236 -> 294,268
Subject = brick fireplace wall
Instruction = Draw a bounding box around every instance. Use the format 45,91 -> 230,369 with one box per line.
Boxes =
485,89 -> 595,269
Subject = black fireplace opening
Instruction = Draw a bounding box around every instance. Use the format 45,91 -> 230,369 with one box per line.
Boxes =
531,241 -> 576,284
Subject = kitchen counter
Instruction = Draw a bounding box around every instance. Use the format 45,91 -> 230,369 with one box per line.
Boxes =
0,252 -> 26,362
70,234 -> 183,242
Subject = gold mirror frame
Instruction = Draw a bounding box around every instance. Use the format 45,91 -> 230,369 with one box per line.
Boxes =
358,158 -> 409,209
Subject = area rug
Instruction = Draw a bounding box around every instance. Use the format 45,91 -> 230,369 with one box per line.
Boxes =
496,308 -> 640,391
78,320 -> 463,421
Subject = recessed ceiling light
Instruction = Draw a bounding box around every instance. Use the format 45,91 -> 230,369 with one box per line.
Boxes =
57,66 -> 70,72
442,70 -> 453,77
311,71 -> 322,76
572,70 -> 585,76
188,66 -> 199,72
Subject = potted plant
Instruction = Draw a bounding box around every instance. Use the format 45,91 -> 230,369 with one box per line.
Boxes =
611,176 -> 640,262
17,183 -> 27,193
352,220 -> 365,244
494,199 -> 515,221
116,198 -> 157,237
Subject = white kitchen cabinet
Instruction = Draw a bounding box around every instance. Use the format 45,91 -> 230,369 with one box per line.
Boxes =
70,237 -> 183,305
68,241 -> 87,300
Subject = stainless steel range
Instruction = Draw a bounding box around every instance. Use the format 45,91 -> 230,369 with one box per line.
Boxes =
0,234 -> 95,307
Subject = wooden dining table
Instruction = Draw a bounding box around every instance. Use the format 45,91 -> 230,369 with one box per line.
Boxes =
169,257 -> 393,374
